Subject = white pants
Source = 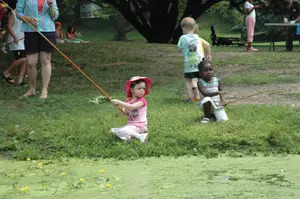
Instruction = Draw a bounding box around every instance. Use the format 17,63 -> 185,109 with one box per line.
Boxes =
200,97 -> 228,122
111,125 -> 146,140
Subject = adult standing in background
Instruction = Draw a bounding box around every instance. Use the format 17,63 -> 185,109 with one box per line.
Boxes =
244,0 -> 264,51
17,0 -> 59,99
282,0 -> 300,51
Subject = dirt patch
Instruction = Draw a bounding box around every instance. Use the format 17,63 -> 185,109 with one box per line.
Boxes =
210,52 -> 300,107
225,83 -> 300,107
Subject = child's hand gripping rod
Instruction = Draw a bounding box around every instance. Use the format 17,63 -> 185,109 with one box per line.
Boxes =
0,37 -> 24,49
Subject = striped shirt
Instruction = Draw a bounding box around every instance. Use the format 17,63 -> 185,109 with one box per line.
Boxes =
16,0 -> 59,32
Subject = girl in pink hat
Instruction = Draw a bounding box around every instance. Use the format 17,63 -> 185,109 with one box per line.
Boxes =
110,76 -> 151,143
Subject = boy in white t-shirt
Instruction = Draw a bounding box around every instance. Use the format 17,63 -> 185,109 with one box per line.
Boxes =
177,17 -> 211,102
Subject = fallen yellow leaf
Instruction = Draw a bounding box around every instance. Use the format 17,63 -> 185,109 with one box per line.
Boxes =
106,184 -> 112,188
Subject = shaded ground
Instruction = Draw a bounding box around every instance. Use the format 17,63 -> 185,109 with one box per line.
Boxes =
1,156 -> 300,199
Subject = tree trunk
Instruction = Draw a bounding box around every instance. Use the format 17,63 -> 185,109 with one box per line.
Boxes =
110,1 -> 155,43
149,0 -> 178,43
72,4 -> 83,24
171,0 -> 223,43
113,13 -> 134,41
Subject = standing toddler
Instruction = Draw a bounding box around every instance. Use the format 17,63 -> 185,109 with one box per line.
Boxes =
178,17 -> 211,102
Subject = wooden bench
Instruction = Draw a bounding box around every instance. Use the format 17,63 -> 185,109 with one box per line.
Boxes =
210,25 -> 245,46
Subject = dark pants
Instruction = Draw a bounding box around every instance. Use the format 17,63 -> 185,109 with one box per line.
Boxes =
285,20 -> 300,51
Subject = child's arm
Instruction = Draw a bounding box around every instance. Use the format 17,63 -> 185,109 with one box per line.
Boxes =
218,81 -> 227,106
111,99 -> 144,112
198,80 -> 220,97
75,32 -> 81,38
200,38 -> 212,61
177,36 -> 186,55
7,12 -> 18,43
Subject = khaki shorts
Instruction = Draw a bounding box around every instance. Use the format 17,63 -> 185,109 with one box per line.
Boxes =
191,78 -> 198,88
185,77 -> 198,88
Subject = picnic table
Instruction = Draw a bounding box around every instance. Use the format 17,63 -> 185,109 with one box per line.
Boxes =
264,23 -> 300,51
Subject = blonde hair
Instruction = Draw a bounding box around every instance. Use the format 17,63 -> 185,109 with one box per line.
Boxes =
193,23 -> 199,34
180,17 -> 196,34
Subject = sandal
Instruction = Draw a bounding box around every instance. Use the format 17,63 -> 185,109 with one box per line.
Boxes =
1,73 -> 15,84
22,90 -> 35,98
17,82 -> 27,87
201,118 -> 210,124
40,92 -> 48,99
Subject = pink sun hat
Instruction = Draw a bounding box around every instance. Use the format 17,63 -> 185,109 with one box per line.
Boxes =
125,76 -> 152,97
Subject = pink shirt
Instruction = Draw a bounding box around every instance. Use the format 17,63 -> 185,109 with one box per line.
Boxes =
38,0 -> 44,13
126,97 -> 147,131
66,32 -> 75,40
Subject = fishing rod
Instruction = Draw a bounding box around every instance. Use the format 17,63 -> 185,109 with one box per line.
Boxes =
1,0 -> 126,115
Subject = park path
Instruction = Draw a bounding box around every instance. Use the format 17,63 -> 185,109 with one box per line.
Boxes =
1,155 -> 300,199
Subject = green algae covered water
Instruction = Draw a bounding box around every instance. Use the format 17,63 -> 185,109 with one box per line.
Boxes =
1,156 -> 300,199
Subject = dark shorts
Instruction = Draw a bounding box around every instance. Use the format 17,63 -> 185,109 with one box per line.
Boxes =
184,72 -> 199,78
24,32 -> 56,54
12,50 -> 26,60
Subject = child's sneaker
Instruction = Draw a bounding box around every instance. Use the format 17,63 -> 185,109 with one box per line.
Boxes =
138,133 -> 148,143
1,45 -> 7,54
201,118 -> 210,124
110,128 -> 117,134
184,98 -> 192,103
192,97 -> 201,102
247,47 -> 258,52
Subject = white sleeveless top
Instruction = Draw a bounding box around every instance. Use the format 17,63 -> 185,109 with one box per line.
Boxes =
8,11 -> 25,51
244,1 -> 256,18
199,77 -> 223,109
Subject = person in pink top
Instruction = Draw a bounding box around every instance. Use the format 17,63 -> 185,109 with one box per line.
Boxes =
110,76 -> 151,143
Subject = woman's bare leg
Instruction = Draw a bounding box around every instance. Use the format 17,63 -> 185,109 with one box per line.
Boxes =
23,53 -> 38,97
40,51 -> 52,99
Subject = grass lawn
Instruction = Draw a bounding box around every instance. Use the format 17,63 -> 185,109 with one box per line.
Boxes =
1,42 -> 300,160
1,16 -> 300,198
